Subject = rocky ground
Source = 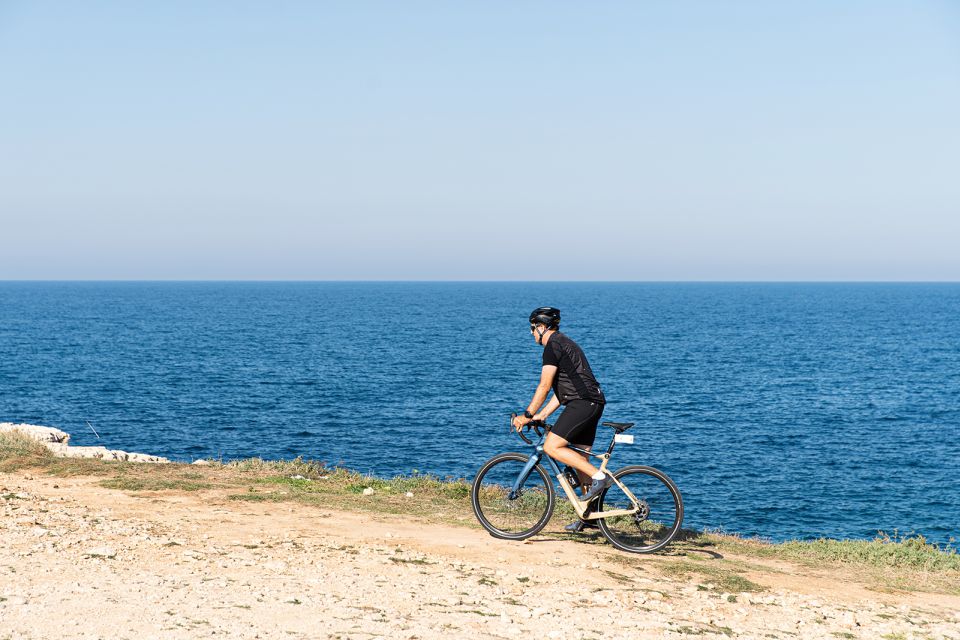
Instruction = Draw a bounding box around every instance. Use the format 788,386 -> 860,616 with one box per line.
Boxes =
1,471 -> 958,640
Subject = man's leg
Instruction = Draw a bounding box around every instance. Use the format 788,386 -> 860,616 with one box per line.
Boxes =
553,442 -> 601,532
573,446 -> 592,495
543,432 -> 599,478
548,401 -> 611,505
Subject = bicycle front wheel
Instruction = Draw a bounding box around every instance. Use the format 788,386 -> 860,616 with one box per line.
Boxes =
471,452 -> 555,540
597,465 -> 683,553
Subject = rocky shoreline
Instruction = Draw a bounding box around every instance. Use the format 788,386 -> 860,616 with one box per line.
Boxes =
0,422 -> 170,464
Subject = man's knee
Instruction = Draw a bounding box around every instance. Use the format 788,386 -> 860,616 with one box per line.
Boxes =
543,438 -> 566,457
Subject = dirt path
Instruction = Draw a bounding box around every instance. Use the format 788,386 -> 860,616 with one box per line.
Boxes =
2,471 -> 958,639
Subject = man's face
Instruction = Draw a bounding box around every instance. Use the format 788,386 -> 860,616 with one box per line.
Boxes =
530,323 -> 544,343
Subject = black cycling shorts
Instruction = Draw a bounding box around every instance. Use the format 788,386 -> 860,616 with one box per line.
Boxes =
552,399 -> 604,447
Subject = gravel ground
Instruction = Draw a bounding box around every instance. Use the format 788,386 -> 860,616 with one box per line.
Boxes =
1,471 -> 958,639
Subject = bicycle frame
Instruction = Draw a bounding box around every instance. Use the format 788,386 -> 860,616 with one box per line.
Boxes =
510,430 -> 642,521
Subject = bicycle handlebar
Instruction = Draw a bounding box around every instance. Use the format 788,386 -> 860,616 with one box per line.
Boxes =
510,412 -> 549,444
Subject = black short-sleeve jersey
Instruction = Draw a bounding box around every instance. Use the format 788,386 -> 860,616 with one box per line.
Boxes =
542,332 -> 605,405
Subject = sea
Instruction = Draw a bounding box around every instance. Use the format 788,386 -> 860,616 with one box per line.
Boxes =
1,281 -> 958,544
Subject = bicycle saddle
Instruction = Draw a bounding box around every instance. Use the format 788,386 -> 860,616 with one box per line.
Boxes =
602,421 -> 635,432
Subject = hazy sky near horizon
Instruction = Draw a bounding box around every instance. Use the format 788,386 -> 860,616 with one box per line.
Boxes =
2,2 -> 959,280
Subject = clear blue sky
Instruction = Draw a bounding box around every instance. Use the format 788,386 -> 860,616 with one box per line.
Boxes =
1,1 -> 958,280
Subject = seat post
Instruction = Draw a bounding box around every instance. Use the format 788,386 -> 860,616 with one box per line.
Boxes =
605,434 -> 617,456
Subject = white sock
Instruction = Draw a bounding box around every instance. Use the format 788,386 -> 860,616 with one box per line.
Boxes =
591,471 -> 606,481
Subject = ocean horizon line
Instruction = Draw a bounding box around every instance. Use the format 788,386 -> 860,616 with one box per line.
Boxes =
2,279 -> 959,285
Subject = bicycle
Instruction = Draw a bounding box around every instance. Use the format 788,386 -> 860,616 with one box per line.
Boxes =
470,414 -> 684,553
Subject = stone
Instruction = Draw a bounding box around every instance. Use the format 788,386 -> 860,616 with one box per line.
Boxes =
83,546 -> 117,559
362,487 -> 375,496
0,423 -> 70,443
192,459 -> 211,465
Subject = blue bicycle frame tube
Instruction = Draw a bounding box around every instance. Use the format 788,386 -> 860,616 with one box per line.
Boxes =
510,429 -> 618,497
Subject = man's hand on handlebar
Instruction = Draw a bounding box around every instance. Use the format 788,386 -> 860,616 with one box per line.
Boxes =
511,413 -> 532,432
511,413 -> 548,444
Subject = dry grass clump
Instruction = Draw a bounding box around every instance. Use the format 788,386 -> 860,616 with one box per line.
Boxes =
223,455 -> 328,478
0,430 -> 54,472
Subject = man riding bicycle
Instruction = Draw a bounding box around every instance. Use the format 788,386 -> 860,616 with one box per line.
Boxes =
511,306 -> 608,533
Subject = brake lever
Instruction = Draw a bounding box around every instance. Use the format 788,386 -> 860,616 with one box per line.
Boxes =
511,412 -> 534,445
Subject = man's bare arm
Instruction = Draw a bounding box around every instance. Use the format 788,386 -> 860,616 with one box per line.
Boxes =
534,394 -> 561,421
526,365 -> 557,417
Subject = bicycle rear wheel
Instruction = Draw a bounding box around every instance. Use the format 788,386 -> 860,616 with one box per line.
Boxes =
597,465 -> 683,553
471,452 -> 555,540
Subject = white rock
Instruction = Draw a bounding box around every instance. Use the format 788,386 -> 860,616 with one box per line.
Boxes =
83,546 -> 117,559
362,487 -> 375,496
0,423 -> 70,443
192,459 -> 211,465
128,453 -> 170,463
405,491 -> 414,497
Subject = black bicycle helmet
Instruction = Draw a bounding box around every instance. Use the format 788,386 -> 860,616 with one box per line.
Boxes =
529,306 -> 561,329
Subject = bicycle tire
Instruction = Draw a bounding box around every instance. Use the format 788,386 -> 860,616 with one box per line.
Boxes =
597,465 -> 683,554
471,452 -> 555,540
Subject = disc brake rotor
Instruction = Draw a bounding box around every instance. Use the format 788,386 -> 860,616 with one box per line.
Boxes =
633,499 -> 650,525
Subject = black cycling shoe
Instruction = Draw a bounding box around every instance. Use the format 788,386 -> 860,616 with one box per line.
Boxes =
564,519 -> 599,533
582,474 -> 614,502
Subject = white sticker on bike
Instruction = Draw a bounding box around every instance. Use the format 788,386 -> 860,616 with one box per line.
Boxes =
614,433 -> 634,444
